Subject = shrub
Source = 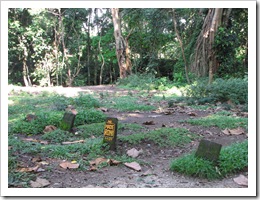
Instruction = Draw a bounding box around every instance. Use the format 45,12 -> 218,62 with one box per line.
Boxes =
183,78 -> 248,105
74,108 -> 106,126
73,93 -> 100,108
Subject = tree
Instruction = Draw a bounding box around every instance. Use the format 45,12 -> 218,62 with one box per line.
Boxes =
191,8 -> 232,84
171,8 -> 190,84
111,8 -> 131,79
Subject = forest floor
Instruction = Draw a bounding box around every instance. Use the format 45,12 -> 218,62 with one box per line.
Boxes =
7,85 -> 248,189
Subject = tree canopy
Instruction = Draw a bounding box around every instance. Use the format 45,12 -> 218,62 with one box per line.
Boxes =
8,8 -> 248,86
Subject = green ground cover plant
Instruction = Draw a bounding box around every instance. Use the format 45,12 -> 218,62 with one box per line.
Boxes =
170,140 -> 248,180
119,128 -> 199,147
182,112 -> 248,130
104,96 -> 156,112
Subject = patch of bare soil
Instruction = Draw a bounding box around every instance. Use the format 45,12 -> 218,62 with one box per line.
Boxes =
8,85 -> 248,188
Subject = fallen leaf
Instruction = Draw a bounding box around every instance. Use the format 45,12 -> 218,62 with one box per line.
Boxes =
43,125 -> 57,133
94,158 -> 108,166
163,111 -> 172,115
205,130 -> 213,135
222,129 -> 230,135
229,128 -> 244,135
143,121 -> 155,125
233,174 -> 248,186
124,162 -> 141,171
127,148 -> 141,158
109,159 -> 121,165
187,112 -> 197,116
222,128 -> 244,135
22,138 -> 39,143
17,165 -> 40,172
98,107 -> 108,112
26,114 -> 37,122
32,157 -> 42,163
60,161 -> 79,169
62,140 -> 85,145
36,168 -> 45,172
39,161 -> 49,165
40,140 -> 49,145
30,177 -> 50,188
71,160 -> 77,164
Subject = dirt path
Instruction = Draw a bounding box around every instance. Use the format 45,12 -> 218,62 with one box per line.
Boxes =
8,85 -> 248,188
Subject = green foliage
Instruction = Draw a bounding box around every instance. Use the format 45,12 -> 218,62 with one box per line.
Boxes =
183,113 -> 248,130
77,123 -> 104,138
119,128 -> 199,147
170,140 -> 248,180
41,129 -> 74,144
104,95 -> 155,112
183,78 -> 248,105
74,108 -> 106,126
73,93 -> 100,108
9,111 -> 63,135
117,73 -> 173,91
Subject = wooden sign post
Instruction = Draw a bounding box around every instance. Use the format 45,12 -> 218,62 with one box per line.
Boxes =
103,117 -> 118,150
60,112 -> 76,131
195,139 -> 222,164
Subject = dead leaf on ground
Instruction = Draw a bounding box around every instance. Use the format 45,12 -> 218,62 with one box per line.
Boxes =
26,114 -> 37,122
40,140 -> 49,145
43,125 -> 57,133
32,157 -> 42,163
222,128 -> 244,135
187,112 -> 197,116
30,177 -> 50,188
124,162 -> 141,171
143,121 -> 155,125
22,138 -> 39,143
98,107 -> 108,112
17,165 -> 40,172
60,161 -> 79,169
62,140 -> 85,145
233,174 -> 248,186
163,111 -> 173,115
109,159 -> 121,165
229,128 -> 244,135
127,148 -> 142,158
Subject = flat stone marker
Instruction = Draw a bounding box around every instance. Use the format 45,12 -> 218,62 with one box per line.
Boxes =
103,117 -> 118,150
195,139 -> 222,163
60,112 -> 76,131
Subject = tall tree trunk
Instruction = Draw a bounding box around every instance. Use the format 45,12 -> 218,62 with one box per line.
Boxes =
191,8 -> 224,84
98,30 -> 105,85
208,8 -> 223,84
111,8 -> 128,79
172,9 -> 191,84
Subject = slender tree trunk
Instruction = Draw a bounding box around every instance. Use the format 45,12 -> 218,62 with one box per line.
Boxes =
111,8 -> 127,79
172,8 -> 191,84
98,30 -> 105,85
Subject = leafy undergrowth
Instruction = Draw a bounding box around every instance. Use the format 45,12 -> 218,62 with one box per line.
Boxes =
119,128 -> 199,147
170,140 -> 248,180
182,112 -> 248,130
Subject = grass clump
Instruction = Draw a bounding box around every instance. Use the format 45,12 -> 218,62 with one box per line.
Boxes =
170,140 -> 248,180
41,129 -> 75,144
119,128 -> 199,147
183,113 -> 248,130
74,108 -> 106,126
